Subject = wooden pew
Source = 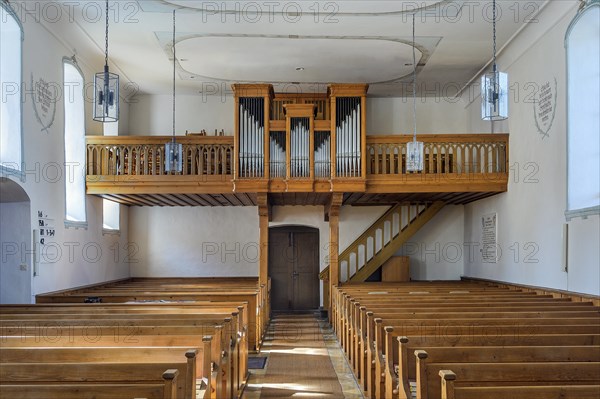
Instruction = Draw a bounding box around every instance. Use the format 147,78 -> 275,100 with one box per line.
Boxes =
415,348 -> 600,399
331,283 -> 600,399
0,303 -> 249,397
0,369 -> 180,399
0,363 -> 189,398
0,347 -> 205,399
35,277 -> 268,351
439,370 -> 600,399
0,323 -> 230,398
436,363 -> 600,399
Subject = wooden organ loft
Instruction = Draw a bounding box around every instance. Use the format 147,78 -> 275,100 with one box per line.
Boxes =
86,82 -> 509,300
86,83 -> 509,207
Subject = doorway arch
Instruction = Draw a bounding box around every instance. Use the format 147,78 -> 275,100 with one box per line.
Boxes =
0,177 -> 32,304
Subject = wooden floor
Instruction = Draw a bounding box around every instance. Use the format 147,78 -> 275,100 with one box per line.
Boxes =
243,314 -> 364,398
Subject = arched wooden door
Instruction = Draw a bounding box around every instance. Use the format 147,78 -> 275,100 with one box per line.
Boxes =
269,226 -> 320,311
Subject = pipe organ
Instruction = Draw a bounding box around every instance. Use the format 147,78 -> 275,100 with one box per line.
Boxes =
233,83 -> 368,190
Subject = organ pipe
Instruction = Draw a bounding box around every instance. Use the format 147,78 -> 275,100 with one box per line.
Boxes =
239,97 -> 265,178
335,97 -> 361,177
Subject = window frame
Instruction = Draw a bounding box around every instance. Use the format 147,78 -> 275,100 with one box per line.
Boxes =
0,1 -> 24,180
564,0 -> 600,221
62,57 -> 88,229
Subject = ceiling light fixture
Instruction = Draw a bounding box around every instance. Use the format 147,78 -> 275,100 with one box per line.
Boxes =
165,10 -> 182,174
93,0 -> 119,122
481,0 -> 508,121
406,13 -> 424,173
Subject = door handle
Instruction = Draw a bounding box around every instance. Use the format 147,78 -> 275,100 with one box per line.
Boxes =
292,271 -> 299,279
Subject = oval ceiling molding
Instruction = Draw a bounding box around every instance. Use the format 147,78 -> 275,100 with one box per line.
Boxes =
177,36 -> 422,84
163,0 -> 450,15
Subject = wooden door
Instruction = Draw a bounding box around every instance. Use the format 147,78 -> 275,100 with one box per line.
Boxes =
269,226 -> 320,311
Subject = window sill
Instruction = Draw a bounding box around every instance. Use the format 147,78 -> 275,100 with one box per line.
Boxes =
64,220 -> 88,229
0,165 -> 25,182
102,228 -> 121,236
565,205 -> 600,221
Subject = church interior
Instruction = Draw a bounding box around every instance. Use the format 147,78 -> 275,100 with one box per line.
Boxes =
0,0 -> 599,397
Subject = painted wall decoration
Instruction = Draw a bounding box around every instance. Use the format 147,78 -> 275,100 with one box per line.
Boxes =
31,74 -> 57,133
534,78 -> 558,139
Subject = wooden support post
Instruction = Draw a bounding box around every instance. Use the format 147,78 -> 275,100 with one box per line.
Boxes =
327,193 -> 342,318
258,194 -> 270,290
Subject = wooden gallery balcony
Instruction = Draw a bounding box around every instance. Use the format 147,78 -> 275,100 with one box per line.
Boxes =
86,84 -> 509,207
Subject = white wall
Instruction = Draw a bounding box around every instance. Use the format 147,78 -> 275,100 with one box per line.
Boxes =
462,1 -> 599,296
0,7 -> 131,301
127,93 -> 470,137
128,207 -> 259,277
128,94 -> 234,136
367,97 -> 468,134
397,205 -> 465,281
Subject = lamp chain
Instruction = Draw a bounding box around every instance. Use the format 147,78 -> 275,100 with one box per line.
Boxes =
412,13 -> 417,143
105,0 -> 109,68
492,0 -> 497,72
172,10 -> 176,139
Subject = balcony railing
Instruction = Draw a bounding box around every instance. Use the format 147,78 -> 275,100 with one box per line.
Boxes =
86,134 -> 508,199
87,136 -> 234,177
366,134 -> 508,176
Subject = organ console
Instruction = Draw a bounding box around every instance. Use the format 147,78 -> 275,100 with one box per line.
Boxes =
233,83 -> 368,191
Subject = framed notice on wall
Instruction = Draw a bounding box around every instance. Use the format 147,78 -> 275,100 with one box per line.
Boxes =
482,213 -> 497,263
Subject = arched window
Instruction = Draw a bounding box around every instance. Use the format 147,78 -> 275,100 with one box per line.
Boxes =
0,2 -> 23,174
63,59 -> 87,226
102,122 -> 120,232
566,0 -> 600,220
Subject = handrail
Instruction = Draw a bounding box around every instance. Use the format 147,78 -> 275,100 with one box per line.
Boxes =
86,135 -> 234,145
87,136 -> 234,177
339,202 -> 445,282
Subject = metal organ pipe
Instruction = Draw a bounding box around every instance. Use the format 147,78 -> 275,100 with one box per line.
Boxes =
239,97 -> 265,178
335,97 -> 361,177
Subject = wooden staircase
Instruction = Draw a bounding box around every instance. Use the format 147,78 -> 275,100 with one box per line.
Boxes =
324,201 -> 446,283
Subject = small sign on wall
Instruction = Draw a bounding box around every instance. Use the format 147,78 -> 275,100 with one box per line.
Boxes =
482,213 -> 497,263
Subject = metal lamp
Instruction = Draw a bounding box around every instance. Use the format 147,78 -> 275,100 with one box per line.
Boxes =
406,14 -> 424,173
165,10 -> 183,174
481,0 -> 508,121
93,0 -> 119,123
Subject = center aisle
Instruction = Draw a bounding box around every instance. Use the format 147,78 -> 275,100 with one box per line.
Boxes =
243,313 -> 364,398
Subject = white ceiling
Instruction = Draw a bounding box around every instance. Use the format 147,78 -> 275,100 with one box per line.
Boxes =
49,0 -> 549,96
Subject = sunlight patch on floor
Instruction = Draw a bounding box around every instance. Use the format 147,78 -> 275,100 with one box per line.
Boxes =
261,347 -> 329,356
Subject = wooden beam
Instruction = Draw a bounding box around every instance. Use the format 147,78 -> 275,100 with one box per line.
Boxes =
257,193 -> 270,290
324,193 -> 344,222
327,193 -> 342,316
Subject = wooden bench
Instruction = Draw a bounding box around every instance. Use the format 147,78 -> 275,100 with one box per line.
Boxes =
439,370 -> 600,399
331,282 -> 600,399
35,277 -> 269,351
0,322 -> 233,398
415,348 -> 600,399
437,364 -> 600,399
0,363 -> 189,398
0,369 -> 180,399
0,347 -> 204,399
0,302 -> 250,397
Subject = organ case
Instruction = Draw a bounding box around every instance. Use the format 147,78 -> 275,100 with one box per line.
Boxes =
233,83 -> 368,192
